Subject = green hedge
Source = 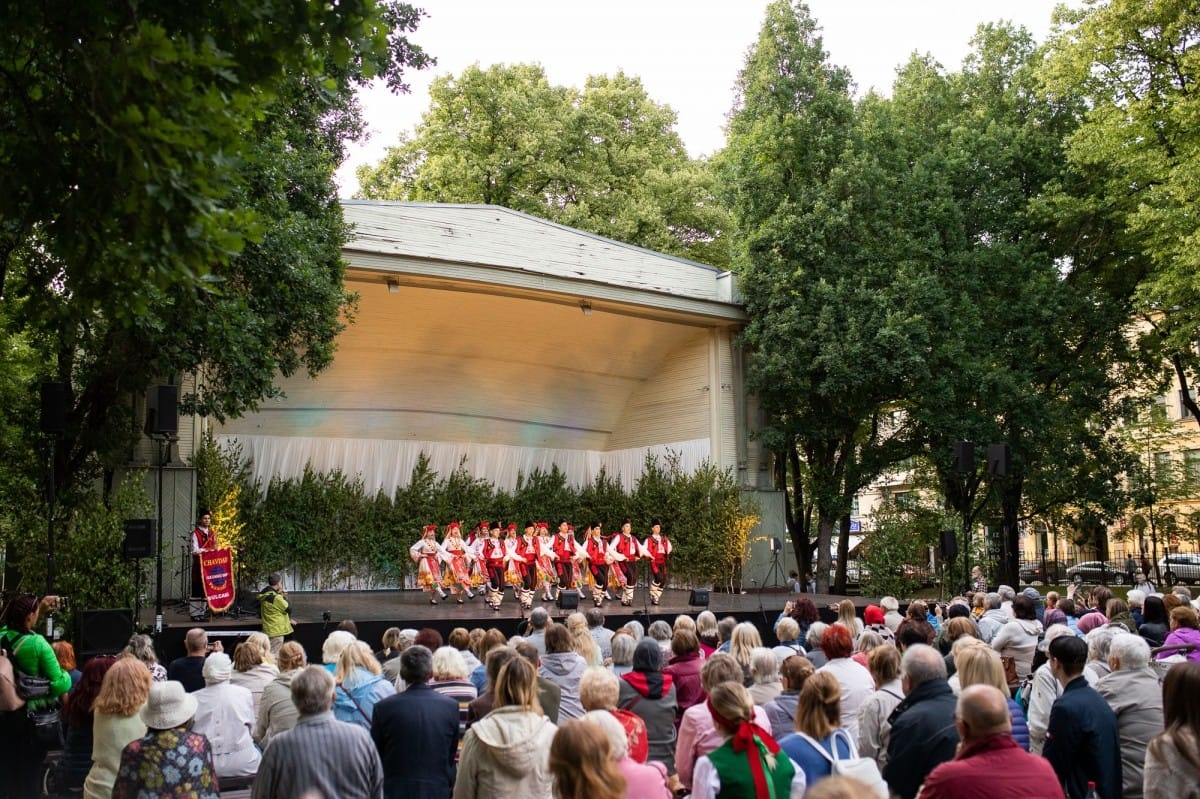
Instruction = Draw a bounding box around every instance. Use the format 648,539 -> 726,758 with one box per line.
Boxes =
197,436 -> 757,590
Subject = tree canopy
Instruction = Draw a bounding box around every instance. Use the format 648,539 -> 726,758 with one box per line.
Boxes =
356,63 -> 730,267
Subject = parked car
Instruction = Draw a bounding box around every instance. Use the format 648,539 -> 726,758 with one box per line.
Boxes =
1159,553 -> 1200,586
1065,560 -> 1127,585
1020,560 -> 1067,585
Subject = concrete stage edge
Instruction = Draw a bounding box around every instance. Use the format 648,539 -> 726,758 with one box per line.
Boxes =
143,588 -> 881,663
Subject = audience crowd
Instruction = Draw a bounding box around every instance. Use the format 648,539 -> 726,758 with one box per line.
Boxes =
3,579 -> 1199,799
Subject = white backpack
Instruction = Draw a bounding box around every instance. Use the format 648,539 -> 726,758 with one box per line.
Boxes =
795,728 -> 889,799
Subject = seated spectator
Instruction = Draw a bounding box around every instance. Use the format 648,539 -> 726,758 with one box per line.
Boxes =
192,652 -> 260,780
254,640 -> 305,749
334,640 -> 396,729
54,655 -> 116,792
53,640 -> 82,688
1157,606 -> 1200,664
619,638 -> 679,773
468,628 -> 508,694
548,718 -> 628,799
449,627 -> 483,673
664,628 -> 706,719
816,624 -> 875,741
857,644 -> 903,770
881,596 -> 903,632
696,611 -> 720,657
466,646 -> 520,724
954,645 -> 1029,750
729,622 -> 762,685
166,627 -> 217,692
895,618 -> 935,652
580,666 -> 649,763
648,620 -> 674,661
113,681 -> 219,798
805,622 -> 829,668
1139,595 -> 1169,648
540,624 -> 588,720
1143,662 -> 1200,799
862,605 -> 895,645
779,671 -> 855,790
1027,625 -> 1084,755
230,639 -> 278,714
1096,633 -> 1163,799
772,617 -> 806,663
748,647 -> 783,706
515,641 -> 562,723
374,626 -> 403,665
763,654 -> 814,741
851,631 -> 884,669
610,630 -> 636,677
321,629 -> 356,673
84,656 -> 151,799
582,710 -> 671,799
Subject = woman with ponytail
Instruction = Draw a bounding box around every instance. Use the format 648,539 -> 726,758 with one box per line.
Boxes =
690,681 -> 805,799
778,671 -> 854,789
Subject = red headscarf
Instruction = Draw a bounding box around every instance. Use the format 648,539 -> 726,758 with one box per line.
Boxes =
708,698 -> 783,796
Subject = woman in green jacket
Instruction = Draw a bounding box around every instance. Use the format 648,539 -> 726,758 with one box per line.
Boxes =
0,593 -> 72,798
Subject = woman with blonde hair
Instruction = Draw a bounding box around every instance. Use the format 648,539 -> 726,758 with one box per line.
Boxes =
246,631 -> 276,666
779,671 -> 853,789
691,681 -> 803,799
455,656 -> 557,799
729,622 -> 763,687
333,640 -> 395,729
230,639 -> 278,713
954,644 -> 1030,750
83,656 -> 152,799
566,611 -> 603,667
696,611 -> 720,656
835,599 -> 863,640
857,644 -> 903,770
254,641 -> 306,748
549,718 -> 627,799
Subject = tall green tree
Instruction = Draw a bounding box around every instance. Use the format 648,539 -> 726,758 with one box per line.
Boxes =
719,1 -> 934,591
1041,0 -> 1200,425
0,1 -> 431,501
356,64 -> 729,266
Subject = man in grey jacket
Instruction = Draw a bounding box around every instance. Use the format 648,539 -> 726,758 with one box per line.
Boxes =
1095,634 -> 1163,799
976,593 -> 1009,643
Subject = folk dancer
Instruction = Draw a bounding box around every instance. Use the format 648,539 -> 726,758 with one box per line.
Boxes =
479,521 -> 508,610
440,522 -> 478,604
643,519 -> 672,606
582,523 -> 612,607
609,518 -> 646,606
534,521 -> 558,601
551,520 -> 582,592
515,521 -> 541,609
501,523 -> 528,607
410,524 -> 448,604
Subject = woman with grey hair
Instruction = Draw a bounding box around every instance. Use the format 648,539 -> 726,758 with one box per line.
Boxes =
648,620 -> 673,660
805,622 -> 829,668
610,631 -> 636,677
748,647 -> 782,705
124,633 -> 167,681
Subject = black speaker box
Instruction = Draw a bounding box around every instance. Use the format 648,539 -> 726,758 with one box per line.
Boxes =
556,589 -> 579,610
987,444 -> 1009,477
688,588 -> 710,607
146,384 -> 178,435
40,382 -> 67,436
939,529 -> 959,561
123,518 -> 156,558
77,609 -> 134,656
954,441 -> 974,475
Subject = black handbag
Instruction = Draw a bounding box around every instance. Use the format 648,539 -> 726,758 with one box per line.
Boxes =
27,705 -> 64,749
10,635 -> 51,700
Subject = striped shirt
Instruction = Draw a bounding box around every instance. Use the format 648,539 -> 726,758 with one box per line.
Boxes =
251,711 -> 383,799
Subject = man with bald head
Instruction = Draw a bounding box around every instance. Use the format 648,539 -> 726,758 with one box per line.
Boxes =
916,685 -> 1064,799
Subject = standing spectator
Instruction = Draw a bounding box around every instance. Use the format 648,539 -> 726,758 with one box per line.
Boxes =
192,652 -> 260,781
1095,634 -> 1163,799
665,628 -> 706,719
454,657 -> 557,799
1043,635 -> 1121,799
52,640 -> 81,688
815,624 -> 875,741
882,645 -> 959,799
0,593 -> 72,797
763,654 -> 815,741
619,638 -> 679,773
84,657 -> 152,799
166,627 -> 219,692
674,653 -> 772,793
953,645 -> 1029,751
1157,606 -> 1200,664
778,671 -> 853,791
257,572 -> 294,657
255,640 -> 305,749
54,655 -> 116,792
971,565 -> 988,594
540,624 -> 588,720
583,710 -> 671,799
1125,555 -> 1137,586
124,633 -> 168,681
372,645 -> 461,799
1133,570 -> 1157,594
231,639 -> 278,714
916,685 -> 1064,799
991,594 -> 1043,685
1021,587 -> 1046,624
252,666 -> 384,799
857,644 -> 903,770
1144,662 -> 1200,799
689,681 -> 803,799
334,641 -> 397,730
113,680 -> 219,799
548,718 -> 628,799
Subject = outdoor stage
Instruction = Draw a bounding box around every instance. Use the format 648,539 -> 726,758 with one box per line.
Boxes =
142,587 -> 877,662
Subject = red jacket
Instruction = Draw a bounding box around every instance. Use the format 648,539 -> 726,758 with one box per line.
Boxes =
917,734 -> 1065,799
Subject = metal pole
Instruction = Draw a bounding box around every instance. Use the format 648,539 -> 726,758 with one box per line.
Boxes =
154,438 -> 165,633
46,438 -> 55,596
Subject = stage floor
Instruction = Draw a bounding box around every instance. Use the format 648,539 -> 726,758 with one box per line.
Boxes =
141,587 -> 876,662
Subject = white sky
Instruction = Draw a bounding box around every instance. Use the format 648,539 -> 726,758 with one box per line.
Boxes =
337,0 -> 1067,196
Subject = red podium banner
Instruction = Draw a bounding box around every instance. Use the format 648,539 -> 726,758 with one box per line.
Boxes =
200,548 -> 235,613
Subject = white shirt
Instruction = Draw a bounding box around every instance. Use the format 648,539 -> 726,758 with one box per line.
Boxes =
817,657 -> 876,741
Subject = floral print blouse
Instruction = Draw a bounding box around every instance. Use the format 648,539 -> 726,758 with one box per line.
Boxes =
112,727 -> 220,799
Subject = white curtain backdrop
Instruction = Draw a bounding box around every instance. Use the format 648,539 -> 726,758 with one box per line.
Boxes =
217,433 -> 712,495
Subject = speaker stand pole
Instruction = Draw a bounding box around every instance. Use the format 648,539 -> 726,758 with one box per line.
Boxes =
154,437 -> 166,634
133,556 -> 144,633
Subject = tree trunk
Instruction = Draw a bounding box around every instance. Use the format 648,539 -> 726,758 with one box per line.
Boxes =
834,515 -> 850,595
815,512 -> 835,594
